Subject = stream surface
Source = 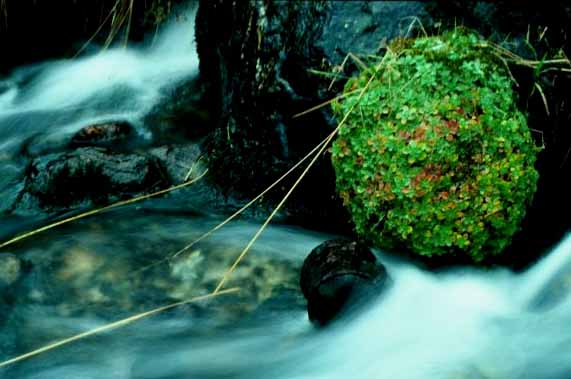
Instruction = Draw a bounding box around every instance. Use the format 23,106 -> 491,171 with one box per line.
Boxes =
1,2 -> 571,379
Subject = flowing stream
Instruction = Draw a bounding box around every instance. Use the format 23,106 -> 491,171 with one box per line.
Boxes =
0,3 -> 570,379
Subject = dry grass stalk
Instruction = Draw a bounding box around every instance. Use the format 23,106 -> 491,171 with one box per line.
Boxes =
212,54 -> 390,294
0,169 -> 208,251
0,287 -> 239,368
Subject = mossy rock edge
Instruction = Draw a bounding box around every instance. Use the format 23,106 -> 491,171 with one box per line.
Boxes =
331,29 -> 541,262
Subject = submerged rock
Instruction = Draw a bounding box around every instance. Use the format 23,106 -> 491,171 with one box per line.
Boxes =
0,254 -> 23,289
4,219 -> 303,327
300,239 -> 389,325
0,253 -> 25,360
0,252 -> 26,345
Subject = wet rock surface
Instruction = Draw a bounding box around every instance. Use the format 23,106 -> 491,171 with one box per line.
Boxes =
149,144 -> 204,184
15,147 -> 170,212
70,121 -> 133,148
300,239 -> 389,325
315,2 -> 432,64
196,0 -> 350,232
0,136 -> 268,236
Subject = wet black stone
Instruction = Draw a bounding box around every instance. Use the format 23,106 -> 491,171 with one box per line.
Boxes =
18,147 -> 170,211
300,239 -> 389,326
196,0 -> 350,233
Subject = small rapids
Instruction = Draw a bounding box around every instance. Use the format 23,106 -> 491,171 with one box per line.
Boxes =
0,2 -> 198,156
0,2 -> 570,379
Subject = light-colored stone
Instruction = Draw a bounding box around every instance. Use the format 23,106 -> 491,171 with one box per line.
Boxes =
0,254 -> 22,287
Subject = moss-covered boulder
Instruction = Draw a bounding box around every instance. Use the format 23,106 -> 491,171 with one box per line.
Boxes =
331,29 -> 541,262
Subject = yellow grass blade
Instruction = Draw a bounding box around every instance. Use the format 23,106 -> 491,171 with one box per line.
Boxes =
292,88 -> 361,119
0,287 -> 239,368
534,82 -> 550,116
0,169 -> 208,251
167,137 -> 331,262
213,54 -> 388,294
73,0 -> 123,57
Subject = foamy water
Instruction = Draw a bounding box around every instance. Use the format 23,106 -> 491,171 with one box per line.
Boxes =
0,2 -> 198,154
159,233 -> 571,379
2,219 -> 569,379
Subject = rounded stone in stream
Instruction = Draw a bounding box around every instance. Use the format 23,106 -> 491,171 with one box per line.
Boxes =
70,121 -> 132,148
300,239 -> 389,326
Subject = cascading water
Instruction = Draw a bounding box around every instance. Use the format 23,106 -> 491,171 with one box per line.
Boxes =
0,2 -> 200,215
2,217 -> 570,379
0,3 -> 198,136
1,2 -> 570,379
0,2 -> 198,171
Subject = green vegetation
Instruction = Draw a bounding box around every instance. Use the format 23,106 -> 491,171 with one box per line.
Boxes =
331,29 -> 541,262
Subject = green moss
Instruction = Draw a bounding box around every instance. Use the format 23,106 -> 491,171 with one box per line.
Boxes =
331,29 -> 541,262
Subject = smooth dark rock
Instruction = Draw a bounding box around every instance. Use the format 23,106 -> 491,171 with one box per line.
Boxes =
17,147 -> 169,211
300,239 -> 389,326
1,139 -> 254,221
315,2 -> 431,65
0,161 -> 25,215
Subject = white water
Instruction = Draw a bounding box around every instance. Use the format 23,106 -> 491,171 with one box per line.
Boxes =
289,238 -> 571,379
5,225 -> 570,379
1,1 -> 571,378
131,231 -> 570,379
0,3 -> 198,154
120,232 -> 570,379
